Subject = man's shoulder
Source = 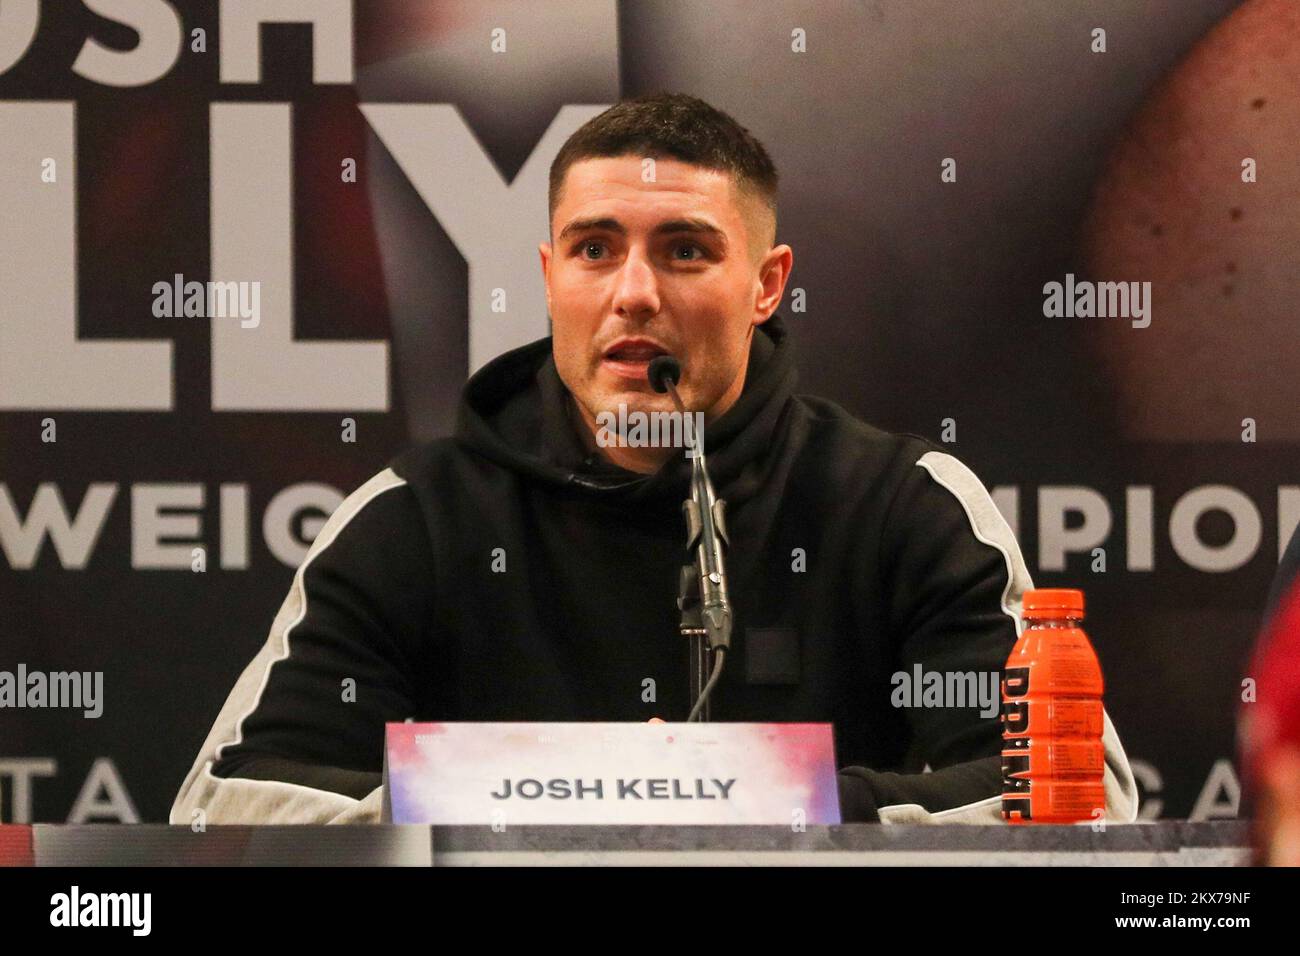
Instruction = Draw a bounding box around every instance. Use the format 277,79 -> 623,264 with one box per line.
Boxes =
385,435 -> 466,486
788,392 -> 946,473
784,394 -> 1004,528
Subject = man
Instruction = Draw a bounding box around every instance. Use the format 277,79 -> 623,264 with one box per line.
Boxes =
172,93 -> 1138,825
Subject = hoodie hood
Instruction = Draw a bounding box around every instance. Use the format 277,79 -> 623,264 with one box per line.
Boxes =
455,315 -> 798,503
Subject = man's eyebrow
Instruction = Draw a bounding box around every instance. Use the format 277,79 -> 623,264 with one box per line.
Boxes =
556,216 -> 728,247
557,217 -> 625,242
653,219 -> 728,247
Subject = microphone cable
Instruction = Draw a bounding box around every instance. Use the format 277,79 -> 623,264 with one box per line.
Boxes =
687,647 -> 727,723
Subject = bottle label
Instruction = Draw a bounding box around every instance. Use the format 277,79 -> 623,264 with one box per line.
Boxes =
1046,697 -> 1103,737
1001,654 -> 1105,822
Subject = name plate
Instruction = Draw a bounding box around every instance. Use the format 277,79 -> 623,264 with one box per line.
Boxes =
381,722 -> 841,825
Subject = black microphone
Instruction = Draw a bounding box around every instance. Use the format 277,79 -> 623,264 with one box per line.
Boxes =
646,355 -> 733,722
648,355 -> 681,394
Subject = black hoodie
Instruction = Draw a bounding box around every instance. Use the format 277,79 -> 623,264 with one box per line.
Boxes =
173,315 -> 1138,825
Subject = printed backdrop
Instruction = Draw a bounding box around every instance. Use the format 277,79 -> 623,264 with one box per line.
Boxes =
2,0 -> 1294,822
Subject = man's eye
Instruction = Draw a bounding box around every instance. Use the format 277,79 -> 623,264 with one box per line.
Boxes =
581,241 -> 606,259
673,243 -> 704,261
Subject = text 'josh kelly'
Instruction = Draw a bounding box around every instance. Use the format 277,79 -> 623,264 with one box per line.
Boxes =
490,777 -> 736,800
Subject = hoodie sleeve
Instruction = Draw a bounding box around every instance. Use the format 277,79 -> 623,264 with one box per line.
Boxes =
169,468 -> 435,825
837,448 -> 1139,825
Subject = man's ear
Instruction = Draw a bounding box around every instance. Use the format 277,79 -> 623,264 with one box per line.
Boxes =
539,241 -> 552,313
755,243 -> 793,323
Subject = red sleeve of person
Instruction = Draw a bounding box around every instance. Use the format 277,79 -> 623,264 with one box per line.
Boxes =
1239,528 -> 1300,865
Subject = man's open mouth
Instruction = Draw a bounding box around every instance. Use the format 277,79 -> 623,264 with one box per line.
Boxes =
600,335 -> 670,366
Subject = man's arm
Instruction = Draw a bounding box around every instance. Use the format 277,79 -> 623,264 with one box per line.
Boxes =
838,447 -> 1139,824
170,467 -> 435,825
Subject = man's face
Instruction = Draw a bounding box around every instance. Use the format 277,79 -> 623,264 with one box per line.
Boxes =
540,156 -> 789,434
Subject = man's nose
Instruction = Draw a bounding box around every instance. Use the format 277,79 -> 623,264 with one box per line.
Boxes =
611,249 -> 660,319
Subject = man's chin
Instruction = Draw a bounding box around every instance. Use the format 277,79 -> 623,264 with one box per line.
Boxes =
586,384 -> 675,418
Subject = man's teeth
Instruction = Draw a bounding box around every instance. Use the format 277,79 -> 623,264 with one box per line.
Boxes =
610,349 -> 659,360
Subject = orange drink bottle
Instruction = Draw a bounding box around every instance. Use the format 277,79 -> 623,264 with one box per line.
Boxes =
1001,588 -> 1106,823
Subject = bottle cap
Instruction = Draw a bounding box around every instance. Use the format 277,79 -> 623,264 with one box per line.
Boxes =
1022,588 -> 1085,619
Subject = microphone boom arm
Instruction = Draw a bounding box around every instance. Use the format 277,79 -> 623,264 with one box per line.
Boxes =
649,354 -> 734,722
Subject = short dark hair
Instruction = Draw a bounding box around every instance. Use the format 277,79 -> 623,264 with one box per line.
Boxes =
548,92 -> 779,248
